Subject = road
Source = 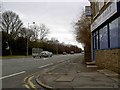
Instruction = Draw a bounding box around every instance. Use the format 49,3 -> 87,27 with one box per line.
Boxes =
1,54 -> 81,89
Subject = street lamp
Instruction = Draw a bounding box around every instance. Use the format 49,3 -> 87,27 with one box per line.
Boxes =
26,22 -> 35,56
26,23 -> 29,56
32,22 -> 36,33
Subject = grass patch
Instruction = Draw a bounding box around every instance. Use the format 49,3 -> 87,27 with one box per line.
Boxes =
0,55 -> 32,59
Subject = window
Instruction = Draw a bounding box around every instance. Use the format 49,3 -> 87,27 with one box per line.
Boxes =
99,1 -> 104,10
95,2 -> 99,15
92,30 -> 99,50
99,25 -> 108,49
119,17 -> 120,47
96,31 -> 99,49
93,33 -> 96,50
92,17 -> 120,50
109,17 -> 119,48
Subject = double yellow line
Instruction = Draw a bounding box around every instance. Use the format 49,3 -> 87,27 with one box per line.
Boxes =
24,75 -> 38,90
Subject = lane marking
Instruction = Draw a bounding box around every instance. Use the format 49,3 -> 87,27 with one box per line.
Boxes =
24,84 -> 30,89
0,71 -> 26,80
38,63 -> 53,69
43,58 -> 48,60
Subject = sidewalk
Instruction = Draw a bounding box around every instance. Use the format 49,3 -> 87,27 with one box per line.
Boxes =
36,56 -> 119,90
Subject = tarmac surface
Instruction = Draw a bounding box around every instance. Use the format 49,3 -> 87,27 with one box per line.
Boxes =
35,55 -> 119,90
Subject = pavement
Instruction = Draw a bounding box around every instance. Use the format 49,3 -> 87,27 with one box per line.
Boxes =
35,56 -> 120,90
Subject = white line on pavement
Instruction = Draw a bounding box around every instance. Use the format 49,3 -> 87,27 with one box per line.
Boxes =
0,71 -> 26,80
43,58 -> 48,60
38,63 -> 53,69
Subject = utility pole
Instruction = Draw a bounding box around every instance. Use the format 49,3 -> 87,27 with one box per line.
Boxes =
26,23 -> 29,56
26,22 -> 35,56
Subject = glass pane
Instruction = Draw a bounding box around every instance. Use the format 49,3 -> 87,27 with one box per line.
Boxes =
119,17 -> 120,47
99,25 -> 108,49
109,18 -> 118,48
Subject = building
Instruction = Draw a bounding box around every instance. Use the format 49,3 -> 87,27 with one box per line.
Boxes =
88,0 -> 120,73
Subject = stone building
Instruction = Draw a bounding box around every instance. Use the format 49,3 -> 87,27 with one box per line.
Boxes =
88,0 -> 120,73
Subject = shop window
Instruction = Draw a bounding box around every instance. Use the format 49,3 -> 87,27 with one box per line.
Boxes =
92,33 -> 96,50
109,17 -> 119,48
119,17 -> 120,47
96,31 -> 99,49
99,25 -> 108,49
92,31 -> 99,50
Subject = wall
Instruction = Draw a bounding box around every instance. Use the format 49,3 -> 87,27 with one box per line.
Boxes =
96,49 -> 120,73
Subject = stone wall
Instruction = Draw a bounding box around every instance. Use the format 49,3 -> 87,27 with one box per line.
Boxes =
96,49 -> 120,73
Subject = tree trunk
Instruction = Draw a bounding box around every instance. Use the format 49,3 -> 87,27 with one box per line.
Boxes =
84,45 -> 92,62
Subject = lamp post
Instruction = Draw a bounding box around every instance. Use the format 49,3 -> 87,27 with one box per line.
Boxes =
26,23 -> 29,56
32,22 -> 36,40
26,22 -> 35,56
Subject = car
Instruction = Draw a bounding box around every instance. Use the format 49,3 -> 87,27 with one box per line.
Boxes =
63,52 -> 67,55
81,52 -> 84,54
40,51 -> 53,57
70,51 -> 74,54
49,52 -> 53,57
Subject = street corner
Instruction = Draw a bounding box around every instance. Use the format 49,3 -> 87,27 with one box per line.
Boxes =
35,75 -> 54,90
35,70 -> 76,89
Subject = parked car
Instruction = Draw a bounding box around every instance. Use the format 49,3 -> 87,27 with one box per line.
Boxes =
49,52 -> 53,57
40,51 -> 53,57
81,52 -> 84,54
63,52 -> 67,55
70,51 -> 74,54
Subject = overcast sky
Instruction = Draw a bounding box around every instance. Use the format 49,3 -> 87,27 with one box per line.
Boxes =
2,0 -> 90,49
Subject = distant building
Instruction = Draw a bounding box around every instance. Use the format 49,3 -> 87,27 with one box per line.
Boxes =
88,0 -> 120,73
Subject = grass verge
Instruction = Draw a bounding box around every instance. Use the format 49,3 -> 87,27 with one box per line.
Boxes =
0,55 -> 32,59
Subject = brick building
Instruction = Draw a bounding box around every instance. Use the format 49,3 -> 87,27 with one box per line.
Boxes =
88,0 -> 120,73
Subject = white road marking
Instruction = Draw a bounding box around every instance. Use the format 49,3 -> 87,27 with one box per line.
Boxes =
38,63 -> 53,69
0,71 -> 26,80
43,58 -> 48,60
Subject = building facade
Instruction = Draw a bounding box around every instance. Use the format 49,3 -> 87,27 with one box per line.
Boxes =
89,0 -> 120,73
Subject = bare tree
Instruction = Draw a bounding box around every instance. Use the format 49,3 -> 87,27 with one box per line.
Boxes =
29,24 -> 49,41
39,24 -> 49,41
19,27 -> 35,41
75,13 -> 91,45
1,11 -> 23,37
74,12 -> 91,62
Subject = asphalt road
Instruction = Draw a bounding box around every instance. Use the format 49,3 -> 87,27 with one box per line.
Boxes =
1,54 -> 81,89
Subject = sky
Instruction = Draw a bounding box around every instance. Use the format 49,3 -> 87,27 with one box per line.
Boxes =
1,0 -> 90,49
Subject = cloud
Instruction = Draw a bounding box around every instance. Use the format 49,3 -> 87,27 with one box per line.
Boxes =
3,0 -> 90,3
3,2 -> 89,49
48,33 -> 75,43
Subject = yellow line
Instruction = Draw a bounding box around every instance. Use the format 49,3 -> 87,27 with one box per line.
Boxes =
28,76 -> 37,90
24,76 -> 29,82
28,76 -> 35,87
24,84 -> 30,89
